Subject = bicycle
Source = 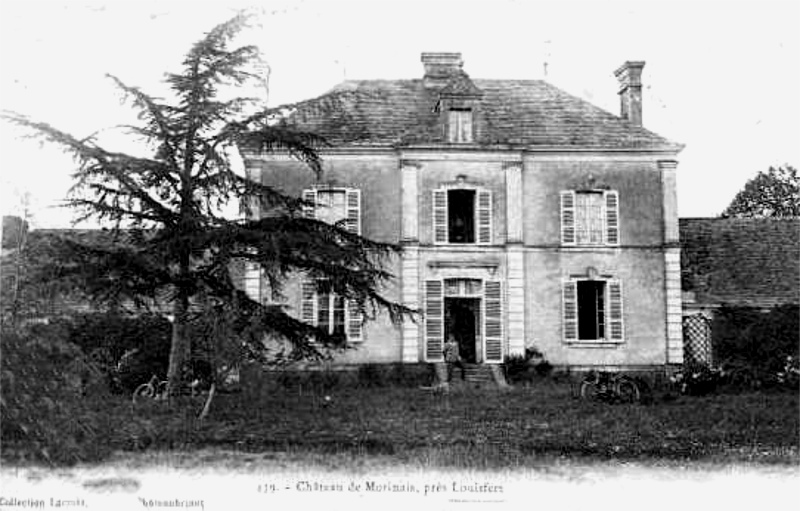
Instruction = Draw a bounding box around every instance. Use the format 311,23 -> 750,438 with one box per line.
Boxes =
132,374 -> 168,404
131,374 -> 210,404
579,371 -> 641,404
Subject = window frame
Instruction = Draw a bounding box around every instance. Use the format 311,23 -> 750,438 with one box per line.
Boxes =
302,186 -> 361,236
560,189 -> 620,247
301,278 -> 363,343
562,277 -> 624,345
447,108 -> 474,143
432,185 -> 492,246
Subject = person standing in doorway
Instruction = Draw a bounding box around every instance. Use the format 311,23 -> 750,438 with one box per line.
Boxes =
443,334 -> 465,383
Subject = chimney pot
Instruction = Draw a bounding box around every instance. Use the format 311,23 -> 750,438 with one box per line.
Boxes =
615,61 -> 645,126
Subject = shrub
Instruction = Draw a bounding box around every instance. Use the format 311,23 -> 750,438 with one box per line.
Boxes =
1,327 -> 111,464
670,362 -> 724,396
357,363 -> 386,387
505,347 -> 552,385
713,305 -> 799,389
64,312 -> 172,392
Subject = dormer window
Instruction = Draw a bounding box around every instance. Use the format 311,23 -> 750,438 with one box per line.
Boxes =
448,108 -> 473,143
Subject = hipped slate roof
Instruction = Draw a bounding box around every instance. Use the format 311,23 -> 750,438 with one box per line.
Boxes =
271,78 -> 681,150
680,218 -> 800,308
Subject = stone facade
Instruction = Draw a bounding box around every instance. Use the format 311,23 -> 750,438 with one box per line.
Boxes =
240,54 -> 684,369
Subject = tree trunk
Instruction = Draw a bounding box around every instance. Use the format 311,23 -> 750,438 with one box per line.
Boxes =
166,290 -> 191,395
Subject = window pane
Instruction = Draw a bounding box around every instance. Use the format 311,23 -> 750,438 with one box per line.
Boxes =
447,189 -> 475,243
444,279 -> 461,297
577,281 -> 606,340
333,295 -> 346,335
317,292 -> 330,331
316,190 -> 347,225
576,192 -> 604,244
463,279 -> 482,295
448,110 -> 473,143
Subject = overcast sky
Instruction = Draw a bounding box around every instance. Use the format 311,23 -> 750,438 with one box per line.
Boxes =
1,0 -> 798,228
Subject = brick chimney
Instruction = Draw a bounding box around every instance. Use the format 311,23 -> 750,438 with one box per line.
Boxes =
614,61 -> 645,126
421,52 -> 463,88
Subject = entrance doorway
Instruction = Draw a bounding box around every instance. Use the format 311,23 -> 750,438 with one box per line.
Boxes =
445,297 -> 481,363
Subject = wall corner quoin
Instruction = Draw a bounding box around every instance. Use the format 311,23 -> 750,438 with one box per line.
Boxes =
659,159 -> 680,243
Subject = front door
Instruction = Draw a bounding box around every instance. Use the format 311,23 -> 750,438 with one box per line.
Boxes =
445,297 -> 481,363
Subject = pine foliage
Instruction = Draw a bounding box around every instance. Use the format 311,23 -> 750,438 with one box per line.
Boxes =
1,14 -> 411,387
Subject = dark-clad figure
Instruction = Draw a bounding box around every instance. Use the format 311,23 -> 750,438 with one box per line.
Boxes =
443,334 -> 465,383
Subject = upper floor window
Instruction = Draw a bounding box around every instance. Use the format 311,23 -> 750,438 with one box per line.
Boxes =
448,189 -> 475,243
433,187 -> 492,244
448,109 -> 473,143
560,190 -> 619,246
302,187 -> 361,235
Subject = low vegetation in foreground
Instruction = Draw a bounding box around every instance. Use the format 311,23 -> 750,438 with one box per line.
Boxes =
2,365 -> 798,469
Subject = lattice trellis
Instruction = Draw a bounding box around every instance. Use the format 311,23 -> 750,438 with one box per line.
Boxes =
683,314 -> 713,366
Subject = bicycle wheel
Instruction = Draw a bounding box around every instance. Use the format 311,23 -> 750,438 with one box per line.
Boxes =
615,377 -> 641,403
132,383 -> 154,404
579,380 -> 601,401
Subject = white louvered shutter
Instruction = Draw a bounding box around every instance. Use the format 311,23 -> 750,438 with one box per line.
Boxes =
346,300 -> 363,342
477,189 -> 492,244
345,188 -> 361,235
562,280 -> 578,341
605,190 -> 620,245
432,189 -> 448,244
484,280 -> 503,362
301,280 -> 316,325
424,280 -> 444,361
302,189 -> 317,219
560,191 -> 576,245
608,280 -> 624,341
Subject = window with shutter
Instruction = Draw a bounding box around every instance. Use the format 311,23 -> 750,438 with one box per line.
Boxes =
560,191 -> 576,245
562,280 -> 578,341
346,299 -> 363,342
424,280 -> 444,361
303,187 -> 362,235
433,187 -> 492,245
432,189 -> 448,244
561,189 -> 621,246
302,189 -> 317,219
607,280 -> 624,341
345,189 -> 361,235
301,280 -> 316,324
302,279 -> 362,341
605,191 -> 619,245
483,280 -> 503,362
477,190 -> 492,244
562,278 -> 624,343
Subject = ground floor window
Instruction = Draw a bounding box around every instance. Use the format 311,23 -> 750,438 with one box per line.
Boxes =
563,278 -> 623,342
301,279 -> 362,341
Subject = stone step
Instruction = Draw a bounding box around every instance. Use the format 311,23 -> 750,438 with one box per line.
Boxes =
435,363 -> 508,387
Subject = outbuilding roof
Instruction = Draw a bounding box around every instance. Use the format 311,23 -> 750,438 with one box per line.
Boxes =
680,217 -> 800,308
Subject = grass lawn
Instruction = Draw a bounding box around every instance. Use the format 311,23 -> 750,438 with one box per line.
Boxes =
85,379 -> 800,470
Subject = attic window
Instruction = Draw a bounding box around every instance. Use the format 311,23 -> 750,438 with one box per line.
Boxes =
448,108 -> 473,143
